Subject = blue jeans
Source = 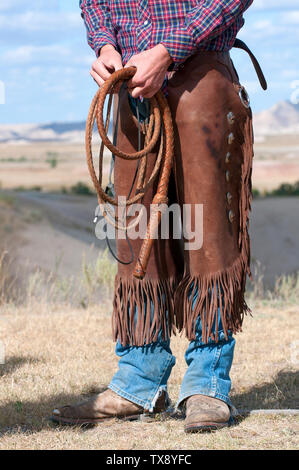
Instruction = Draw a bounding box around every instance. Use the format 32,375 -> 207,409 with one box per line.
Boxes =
108,312 -> 235,412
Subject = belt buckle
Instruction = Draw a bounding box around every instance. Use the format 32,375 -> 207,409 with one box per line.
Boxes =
239,85 -> 250,108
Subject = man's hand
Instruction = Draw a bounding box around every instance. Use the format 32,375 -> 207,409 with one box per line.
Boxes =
125,44 -> 173,98
90,44 -> 123,91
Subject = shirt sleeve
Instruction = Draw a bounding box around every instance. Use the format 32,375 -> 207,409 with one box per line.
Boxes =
160,0 -> 253,68
79,0 -> 117,56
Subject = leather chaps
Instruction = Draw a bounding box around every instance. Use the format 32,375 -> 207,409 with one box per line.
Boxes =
112,50 -> 256,346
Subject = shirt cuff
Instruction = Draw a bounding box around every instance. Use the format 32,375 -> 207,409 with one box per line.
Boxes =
93,31 -> 117,57
160,28 -> 198,70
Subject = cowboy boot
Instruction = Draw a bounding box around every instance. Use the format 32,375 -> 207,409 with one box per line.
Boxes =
51,389 -> 168,426
184,395 -> 231,433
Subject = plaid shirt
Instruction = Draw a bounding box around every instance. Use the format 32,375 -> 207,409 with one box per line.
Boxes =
80,1 -> 252,67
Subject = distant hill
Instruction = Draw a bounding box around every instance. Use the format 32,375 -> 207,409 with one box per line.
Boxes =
0,121 -> 86,144
0,120 -> 113,144
0,101 -> 298,143
253,101 -> 299,136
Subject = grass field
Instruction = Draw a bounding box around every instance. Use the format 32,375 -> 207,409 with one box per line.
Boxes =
0,300 -> 298,450
0,166 -> 298,450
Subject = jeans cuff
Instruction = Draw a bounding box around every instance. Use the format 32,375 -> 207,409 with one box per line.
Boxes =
175,390 -> 233,412
108,383 -> 169,412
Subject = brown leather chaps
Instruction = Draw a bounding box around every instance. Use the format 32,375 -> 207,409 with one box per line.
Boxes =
112,51 -> 254,347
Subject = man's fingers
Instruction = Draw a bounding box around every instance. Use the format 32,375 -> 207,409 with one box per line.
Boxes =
129,86 -> 147,99
91,60 -> 111,81
124,60 -> 139,86
111,57 -> 123,72
126,70 -> 145,91
91,56 -> 123,83
91,68 -> 124,94
127,72 -> 145,89
129,83 -> 158,98
128,79 -> 151,98
90,69 -> 104,87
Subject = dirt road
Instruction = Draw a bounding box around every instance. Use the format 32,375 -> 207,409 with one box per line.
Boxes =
12,191 -> 299,287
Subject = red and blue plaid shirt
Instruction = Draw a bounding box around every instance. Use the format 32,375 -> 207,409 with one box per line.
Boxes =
80,1 -> 252,67
80,0 -> 252,96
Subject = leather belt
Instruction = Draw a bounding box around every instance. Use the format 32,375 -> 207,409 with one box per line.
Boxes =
233,38 -> 267,90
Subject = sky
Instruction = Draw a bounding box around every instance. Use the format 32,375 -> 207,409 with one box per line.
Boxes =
0,0 -> 298,124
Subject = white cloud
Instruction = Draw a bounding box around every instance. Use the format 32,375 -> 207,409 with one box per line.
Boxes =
281,10 -> 299,24
2,44 -> 92,66
281,69 -> 299,80
0,1 -> 59,12
240,14 -> 299,44
251,0 -> 299,11
0,11 -> 81,33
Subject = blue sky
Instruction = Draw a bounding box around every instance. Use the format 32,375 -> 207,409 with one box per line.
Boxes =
0,0 -> 298,124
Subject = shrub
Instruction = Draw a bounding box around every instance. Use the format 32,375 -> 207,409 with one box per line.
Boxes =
46,152 -> 58,168
70,182 -> 93,196
252,188 -> 261,198
270,181 -> 299,197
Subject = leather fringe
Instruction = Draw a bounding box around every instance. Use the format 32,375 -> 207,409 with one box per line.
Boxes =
175,111 -> 254,343
112,275 -> 179,346
174,256 -> 251,343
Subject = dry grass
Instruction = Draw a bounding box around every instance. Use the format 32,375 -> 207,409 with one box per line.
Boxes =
0,302 -> 298,450
0,194 -> 23,303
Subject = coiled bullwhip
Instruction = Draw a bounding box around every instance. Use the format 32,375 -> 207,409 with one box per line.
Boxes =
85,66 -> 174,279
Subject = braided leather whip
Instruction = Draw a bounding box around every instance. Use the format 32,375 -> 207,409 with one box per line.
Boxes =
85,66 -> 174,279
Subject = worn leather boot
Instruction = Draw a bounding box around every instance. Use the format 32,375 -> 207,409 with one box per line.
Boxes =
51,389 -> 167,426
184,395 -> 231,433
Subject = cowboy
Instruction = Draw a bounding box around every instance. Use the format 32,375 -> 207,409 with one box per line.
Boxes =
52,0 -> 266,432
